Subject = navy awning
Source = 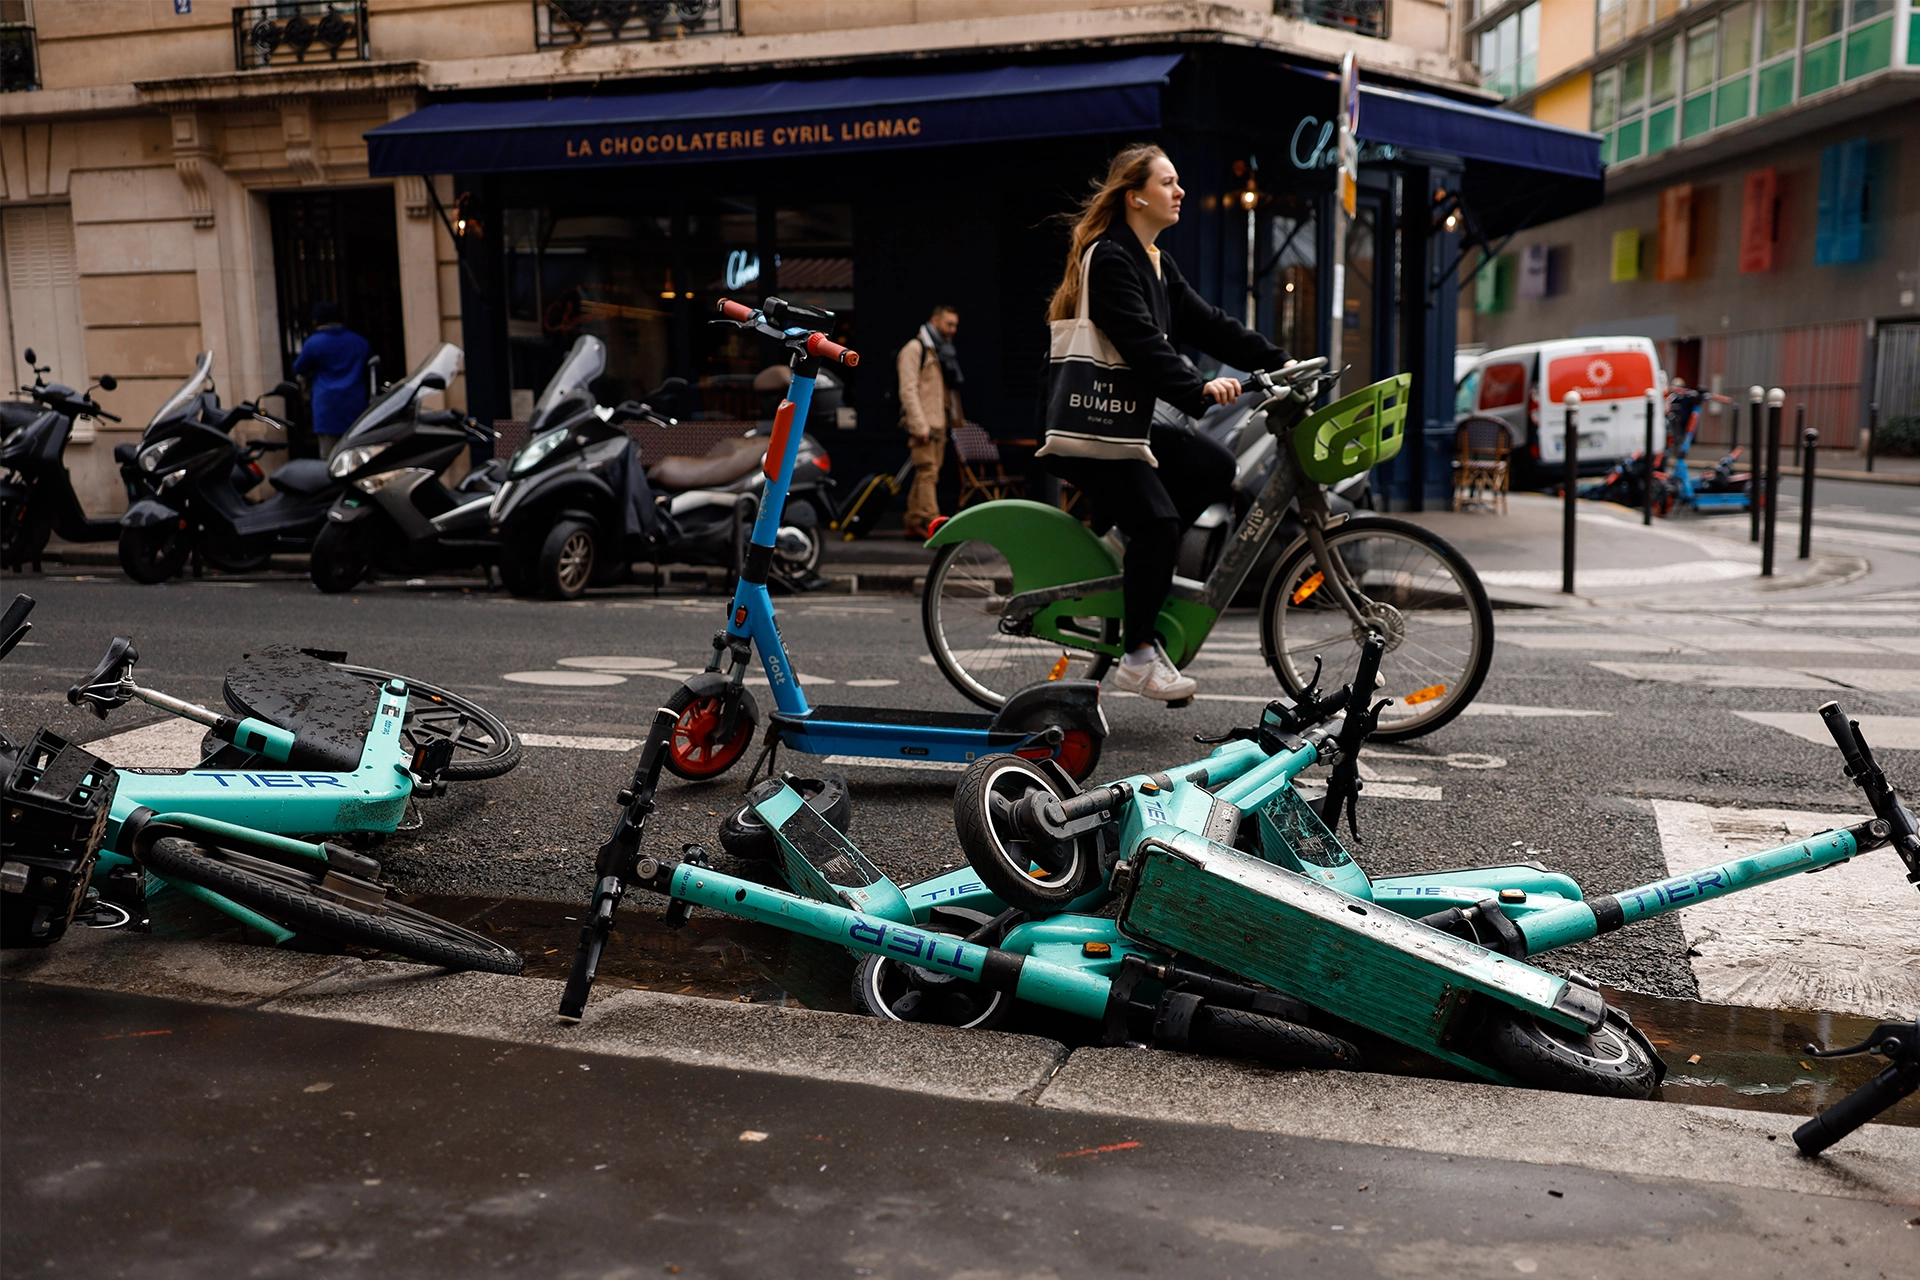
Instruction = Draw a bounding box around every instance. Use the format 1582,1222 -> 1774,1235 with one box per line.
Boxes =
1357,83 -> 1602,180
367,54 -> 1182,176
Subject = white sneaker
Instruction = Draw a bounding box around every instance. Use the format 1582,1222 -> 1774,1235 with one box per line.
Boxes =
1113,642 -> 1198,702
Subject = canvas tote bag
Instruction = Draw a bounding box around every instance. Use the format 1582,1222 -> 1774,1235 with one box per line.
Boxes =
1037,246 -> 1157,465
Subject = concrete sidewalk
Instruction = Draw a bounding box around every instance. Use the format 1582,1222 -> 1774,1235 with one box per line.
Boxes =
5,929 -> 1915,1208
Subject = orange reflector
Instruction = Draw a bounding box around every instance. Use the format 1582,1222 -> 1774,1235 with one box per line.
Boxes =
1405,683 -> 1445,705
1290,571 -> 1324,605
1082,941 -> 1112,958
1047,655 -> 1070,681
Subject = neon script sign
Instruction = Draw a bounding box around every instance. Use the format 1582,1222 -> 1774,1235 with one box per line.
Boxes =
1290,117 -> 1400,171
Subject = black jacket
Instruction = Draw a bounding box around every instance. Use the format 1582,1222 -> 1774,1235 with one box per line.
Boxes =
1086,229 -> 1290,419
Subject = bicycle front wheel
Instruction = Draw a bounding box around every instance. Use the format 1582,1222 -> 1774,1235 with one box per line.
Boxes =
1260,517 -> 1492,741
334,665 -> 523,781
142,836 -> 524,974
922,539 -> 1116,710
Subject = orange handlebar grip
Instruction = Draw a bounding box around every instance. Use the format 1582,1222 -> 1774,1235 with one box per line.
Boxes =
718,299 -> 755,322
806,333 -> 859,366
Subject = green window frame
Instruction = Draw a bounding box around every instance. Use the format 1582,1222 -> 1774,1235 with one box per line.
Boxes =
1802,35 -> 1842,93
1615,117 -> 1644,162
1844,15 -> 1892,78
1681,91 -> 1714,138
1715,73 -> 1752,125
1757,57 -> 1796,112
1647,105 -> 1676,154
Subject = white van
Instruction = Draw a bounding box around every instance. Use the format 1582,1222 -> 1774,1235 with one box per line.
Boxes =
1455,337 -> 1667,485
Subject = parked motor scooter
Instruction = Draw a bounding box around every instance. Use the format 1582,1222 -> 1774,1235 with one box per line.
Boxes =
308,344 -> 502,592
1,348 -> 123,571
115,351 -> 317,583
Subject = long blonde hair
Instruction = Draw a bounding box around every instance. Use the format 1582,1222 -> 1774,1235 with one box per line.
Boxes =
1046,143 -> 1168,323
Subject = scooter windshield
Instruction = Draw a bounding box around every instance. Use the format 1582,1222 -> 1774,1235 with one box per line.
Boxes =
340,343 -> 464,444
528,336 -> 605,431
147,351 -> 214,428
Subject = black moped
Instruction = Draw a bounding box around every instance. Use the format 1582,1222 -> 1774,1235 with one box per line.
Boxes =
308,344 -> 501,593
1,348 -> 122,572
116,351 -> 316,583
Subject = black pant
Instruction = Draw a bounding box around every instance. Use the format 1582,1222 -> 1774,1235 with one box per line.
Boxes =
1045,422 -> 1236,651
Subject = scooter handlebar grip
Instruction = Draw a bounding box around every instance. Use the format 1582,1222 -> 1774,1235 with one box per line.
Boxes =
1792,1063 -> 1918,1155
717,299 -> 756,322
1818,701 -> 1866,767
806,333 -> 859,366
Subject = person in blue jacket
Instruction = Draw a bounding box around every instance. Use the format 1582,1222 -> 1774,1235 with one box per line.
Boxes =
293,301 -> 371,457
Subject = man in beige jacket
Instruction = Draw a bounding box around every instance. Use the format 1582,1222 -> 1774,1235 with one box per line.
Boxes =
896,304 -> 963,538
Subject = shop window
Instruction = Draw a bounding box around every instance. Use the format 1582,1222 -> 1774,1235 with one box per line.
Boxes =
1268,200 -> 1317,361
1478,361 -> 1527,411
1739,169 -> 1778,273
1815,137 -> 1868,265
0,0 -> 36,92
1479,3 -> 1538,98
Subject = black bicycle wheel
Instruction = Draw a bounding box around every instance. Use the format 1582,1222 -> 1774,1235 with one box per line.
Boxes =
334,664 -> 522,781
141,836 -> 523,974
1479,1009 -> 1659,1100
717,773 -> 852,860
922,539 -> 1117,710
1188,1005 -> 1360,1070
1260,516 -> 1493,741
953,754 -> 1098,914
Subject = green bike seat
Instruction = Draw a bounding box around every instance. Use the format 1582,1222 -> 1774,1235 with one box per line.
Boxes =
221,645 -> 378,772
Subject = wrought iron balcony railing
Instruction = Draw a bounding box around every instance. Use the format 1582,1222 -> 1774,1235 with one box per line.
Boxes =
1276,0 -> 1388,40
0,17 -> 39,92
534,0 -> 736,48
233,1 -> 370,71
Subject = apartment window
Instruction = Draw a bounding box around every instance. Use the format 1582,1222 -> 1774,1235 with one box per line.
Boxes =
1843,0 -> 1894,81
1276,2 -> 1388,40
1757,0 -> 1800,114
1479,3 -> 1539,98
0,0 -> 37,93
1594,37 -> 1671,164
535,0 -> 739,46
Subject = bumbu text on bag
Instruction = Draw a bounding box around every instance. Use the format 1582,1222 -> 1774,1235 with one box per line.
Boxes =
1038,246 -> 1156,465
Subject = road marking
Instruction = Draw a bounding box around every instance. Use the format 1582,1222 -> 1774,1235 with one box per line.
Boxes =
557,656 -> 676,671
1501,633 -> 1702,652
1795,667 -> 1920,693
1479,562 -> 1753,590
842,679 -> 900,688
520,733 -> 641,752
1732,712 -> 1920,750
1457,703 -> 1611,718
503,671 -> 627,686
1653,800 -> 1920,1018
86,719 -> 205,768
1711,615 -> 1920,629
818,755 -> 968,773
1676,631 -> 1884,654
1361,782 -> 1443,801
1590,662 -> 1845,690
1863,636 -> 1920,655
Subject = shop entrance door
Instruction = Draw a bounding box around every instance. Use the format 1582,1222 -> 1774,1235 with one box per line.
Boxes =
269,187 -> 406,455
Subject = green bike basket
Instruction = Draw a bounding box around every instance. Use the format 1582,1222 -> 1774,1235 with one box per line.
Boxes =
1292,373 -> 1411,485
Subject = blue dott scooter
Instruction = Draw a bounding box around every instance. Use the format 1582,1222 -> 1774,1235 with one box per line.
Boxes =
646,297 -> 1108,790
1664,386 -> 1749,514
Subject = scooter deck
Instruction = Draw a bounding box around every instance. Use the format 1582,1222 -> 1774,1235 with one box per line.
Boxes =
1115,828 -> 1605,1085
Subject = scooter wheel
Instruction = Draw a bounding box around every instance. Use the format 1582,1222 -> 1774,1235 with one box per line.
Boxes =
118,523 -> 188,584
851,940 -> 1010,1031
954,755 -> 1098,914
310,520 -> 372,594
1187,1005 -> 1360,1071
717,773 -> 852,859
1479,1008 -> 1660,1100
662,683 -> 759,781
538,519 -> 597,600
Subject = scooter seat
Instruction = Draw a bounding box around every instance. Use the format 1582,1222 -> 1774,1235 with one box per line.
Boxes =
648,438 -> 766,490
268,458 -> 335,496
221,644 -> 377,772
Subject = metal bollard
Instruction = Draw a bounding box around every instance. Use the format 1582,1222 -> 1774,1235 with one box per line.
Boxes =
1644,389 -> 1657,526
1866,401 -> 1879,473
1563,390 -> 1580,595
1747,386 -> 1764,540
1799,421 -> 1818,560
1761,389 -> 1783,577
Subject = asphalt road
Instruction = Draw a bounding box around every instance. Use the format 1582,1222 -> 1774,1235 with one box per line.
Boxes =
5,491 -> 1917,1002
6,981 -> 1913,1280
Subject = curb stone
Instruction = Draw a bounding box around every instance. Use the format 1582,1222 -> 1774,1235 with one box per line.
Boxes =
5,929 -> 1916,1202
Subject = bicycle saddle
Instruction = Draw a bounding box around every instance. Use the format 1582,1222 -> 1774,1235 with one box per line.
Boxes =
68,637 -> 139,719
648,437 -> 767,491
221,644 -> 376,772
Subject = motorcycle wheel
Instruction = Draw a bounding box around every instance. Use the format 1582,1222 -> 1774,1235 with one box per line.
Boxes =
538,520 -> 596,600
118,522 -> 189,584
310,520 -> 373,594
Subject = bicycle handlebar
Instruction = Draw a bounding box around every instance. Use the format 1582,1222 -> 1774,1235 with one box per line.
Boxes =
718,299 -> 755,323
805,332 -> 859,367
715,297 -> 861,367
1820,701 -> 1920,882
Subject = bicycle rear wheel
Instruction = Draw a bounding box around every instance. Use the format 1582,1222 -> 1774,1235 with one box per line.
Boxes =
1260,517 -> 1492,741
142,836 -> 523,974
922,539 -> 1116,710
334,665 -> 523,781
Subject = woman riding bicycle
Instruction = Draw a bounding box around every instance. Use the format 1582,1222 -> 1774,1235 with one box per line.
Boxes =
1038,143 -> 1292,703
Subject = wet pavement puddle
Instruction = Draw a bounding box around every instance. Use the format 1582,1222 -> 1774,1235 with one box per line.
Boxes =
131,886 -> 1916,1128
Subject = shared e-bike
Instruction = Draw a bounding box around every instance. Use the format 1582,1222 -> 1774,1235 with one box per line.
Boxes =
922,360 -> 1495,740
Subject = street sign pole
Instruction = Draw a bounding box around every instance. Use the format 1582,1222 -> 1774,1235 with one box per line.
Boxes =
1326,52 -> 1358,389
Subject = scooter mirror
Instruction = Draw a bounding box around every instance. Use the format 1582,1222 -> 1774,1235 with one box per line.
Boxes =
98,374 -> 117,391
268,380 -> 300,401
652,376 -> 690,398
419,372 -> 449,391
21,348 -> 34,365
